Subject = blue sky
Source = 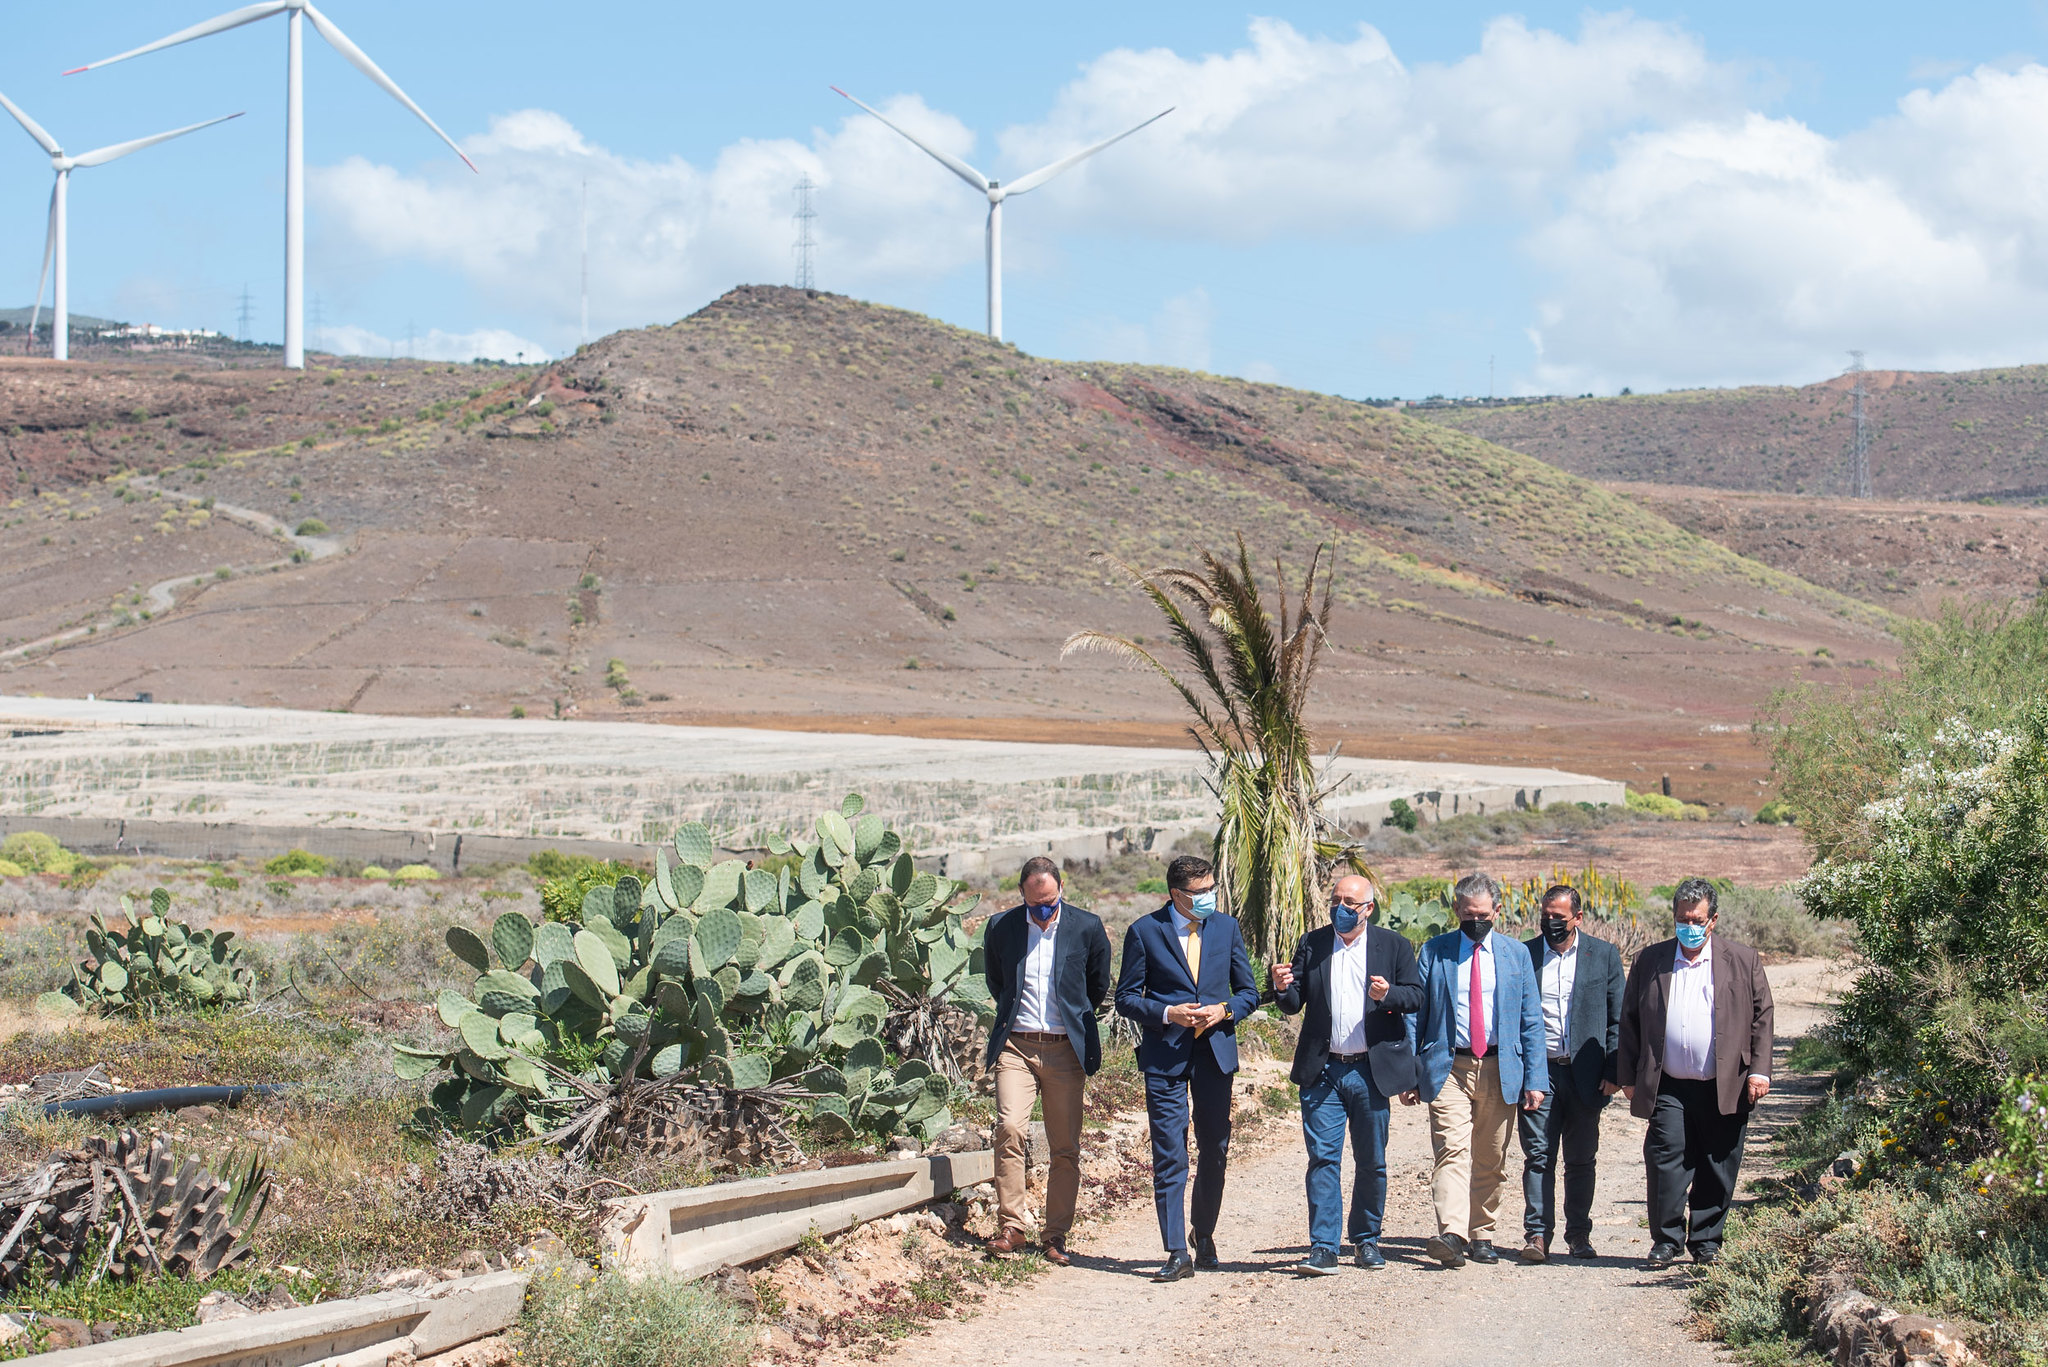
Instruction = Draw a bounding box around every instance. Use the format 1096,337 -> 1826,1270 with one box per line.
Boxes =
4,3 -> 2047,397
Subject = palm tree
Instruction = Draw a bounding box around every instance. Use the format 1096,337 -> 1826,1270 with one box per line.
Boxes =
1063,536 -> 1363,962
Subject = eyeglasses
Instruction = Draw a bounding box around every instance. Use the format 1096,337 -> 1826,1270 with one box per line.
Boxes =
1334,901 -> 1376,913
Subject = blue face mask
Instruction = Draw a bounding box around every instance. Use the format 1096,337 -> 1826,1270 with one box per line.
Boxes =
1675,922 -> 1710,950
1026,899 -> 1059,926
1330,902 -> 1363,935
1185,890 -> 1218,921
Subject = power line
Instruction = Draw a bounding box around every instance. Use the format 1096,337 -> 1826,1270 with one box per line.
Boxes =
792,175 -> 817,291
404,320 -> 417,361
1847,350 -> 1872,499
235,285 -> 253,343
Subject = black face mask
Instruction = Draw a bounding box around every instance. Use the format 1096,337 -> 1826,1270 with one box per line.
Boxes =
1542,915 -> 1573,946
1460,917 -> 1492,943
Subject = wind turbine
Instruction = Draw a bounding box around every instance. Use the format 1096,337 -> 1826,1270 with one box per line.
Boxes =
67,0 -> 476,371
832,88 -> 1170,342
0,92 -> 241,362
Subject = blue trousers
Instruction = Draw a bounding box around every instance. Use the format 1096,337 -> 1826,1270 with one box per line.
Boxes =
1300,1057 -> 1392,1253
1144,1048 -> 1233,1253
1518,1079 -> 1605,1241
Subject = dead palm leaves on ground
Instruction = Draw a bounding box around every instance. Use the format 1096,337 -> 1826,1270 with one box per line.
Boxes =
1064,536 -> 1366,962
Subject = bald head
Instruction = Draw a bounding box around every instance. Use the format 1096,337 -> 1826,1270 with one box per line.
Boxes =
1332,874 -> 1376,941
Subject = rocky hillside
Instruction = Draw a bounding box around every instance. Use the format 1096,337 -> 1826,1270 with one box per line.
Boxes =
0,288 -> 1906,803
1416,367 -> 2048,503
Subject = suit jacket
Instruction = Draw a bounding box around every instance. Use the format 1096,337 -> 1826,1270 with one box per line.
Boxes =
1114,905 -> 1262,1077
1276,924 -> 1423,1096
1617,934 -> 1775,1119
1410,928 -> 1549,1105
1523,931 -> 1626,1109
981,900 -> 1114,1075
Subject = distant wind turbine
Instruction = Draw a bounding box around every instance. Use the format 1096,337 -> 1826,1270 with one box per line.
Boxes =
67,0 -> 477,371
832,88 -> 1170,342
0,91 -> 241,362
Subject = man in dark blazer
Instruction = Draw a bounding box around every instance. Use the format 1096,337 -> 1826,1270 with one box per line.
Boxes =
1271,872 -> 1423,1274
1617,877 -> 1775,1269
1114,853 -> 1261,1282
1515,884 -> 1625,1263
980,855 -> 1113,1263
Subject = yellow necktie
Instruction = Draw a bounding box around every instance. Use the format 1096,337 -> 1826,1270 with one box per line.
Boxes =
1184,923 -> 1205,1035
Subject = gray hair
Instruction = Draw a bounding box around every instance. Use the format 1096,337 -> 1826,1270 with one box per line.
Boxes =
1671,877 -> 1719,918
1452,871 -> 1502,909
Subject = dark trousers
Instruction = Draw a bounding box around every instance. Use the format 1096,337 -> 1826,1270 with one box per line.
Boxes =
1144,1047 -> 1233,1253
1300,1057 -> 1392,1252
1518,1078 -> 1604,1242
1645,1075 -> 1749,1252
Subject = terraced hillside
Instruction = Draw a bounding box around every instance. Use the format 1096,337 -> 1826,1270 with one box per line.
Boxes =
0,288 -> 1903,805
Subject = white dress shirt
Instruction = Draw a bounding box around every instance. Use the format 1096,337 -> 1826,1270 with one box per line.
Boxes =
1327,929 -> 1373,1055
1662,943 -> 1716,1080
1540,938 -> 1578,1062
1452,933 -> 1496,1051
1013,909 -> 1065,1035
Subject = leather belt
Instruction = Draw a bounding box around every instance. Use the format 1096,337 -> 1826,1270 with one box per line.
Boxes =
1453,1047 -> 1492,1057
1329,1051 -> 1369,1063
1011,1030 -> 1069,1042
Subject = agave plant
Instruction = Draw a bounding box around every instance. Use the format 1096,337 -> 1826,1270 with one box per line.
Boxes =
1064,536 -> 1367,962
395,794 -> 987,1147
39,889 -> 254,1017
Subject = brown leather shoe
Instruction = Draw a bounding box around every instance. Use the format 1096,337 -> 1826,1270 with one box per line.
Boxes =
1520,1236 -> 1548,1264
985,1228 -> 1029,1255
1041,1239 -> 1071,1266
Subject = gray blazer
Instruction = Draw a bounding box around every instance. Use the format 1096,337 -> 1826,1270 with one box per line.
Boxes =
1523,931 -> 1625,1109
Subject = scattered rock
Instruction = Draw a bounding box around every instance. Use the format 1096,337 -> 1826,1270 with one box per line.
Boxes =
403,1334 -> 517,1367
924,1123 -> 987,1155
194,1291 -> 254,1323
928,1201 -> 966,1229
0,1315 -> 23,1348
38,1316 -> 90,1350
1811,1273 -> 1978,1366
253,1286 -> 302,1312
513,1229 -> 571,1262
706,1264 -> 761,1314
379,1267 -> 435,1292
1888,1315 -> 1977,1365
887,1135 -> 922,1155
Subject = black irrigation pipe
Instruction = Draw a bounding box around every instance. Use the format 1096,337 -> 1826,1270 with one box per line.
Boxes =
41,1084 -> 289,1120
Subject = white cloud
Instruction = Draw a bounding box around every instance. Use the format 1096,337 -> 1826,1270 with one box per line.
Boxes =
1066,288 -> 1217,371
313,323 -> 549,364
1525,63 -> 2048,392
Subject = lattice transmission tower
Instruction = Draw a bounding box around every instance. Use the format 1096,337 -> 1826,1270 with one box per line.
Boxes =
1847,350 -> 1872,499
792,175 -> 818,290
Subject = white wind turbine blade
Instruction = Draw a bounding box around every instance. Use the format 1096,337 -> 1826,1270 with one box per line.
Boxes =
303,3 -> 476,171
28,184 -> 55,342
0,90 -> 62,157
1002,107 -> 1174,196
832,86 -> 990,190
71,111 -> 244,168
62,1 -> 288,74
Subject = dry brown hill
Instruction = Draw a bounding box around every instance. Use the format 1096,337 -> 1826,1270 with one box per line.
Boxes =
0,288 -> 1910,806
1415,367 -> 2048,503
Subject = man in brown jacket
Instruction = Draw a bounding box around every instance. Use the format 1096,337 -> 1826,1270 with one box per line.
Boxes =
1616,877 -> 1773,1269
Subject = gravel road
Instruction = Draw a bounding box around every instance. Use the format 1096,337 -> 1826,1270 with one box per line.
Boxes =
861,956 -> 1845,1367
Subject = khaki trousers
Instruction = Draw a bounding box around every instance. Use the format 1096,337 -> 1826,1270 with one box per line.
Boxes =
993,1033 -> 1086,1241
1427,1054 -> 1518,1242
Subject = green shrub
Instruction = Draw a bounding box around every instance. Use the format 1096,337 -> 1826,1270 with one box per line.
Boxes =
265,849 -> 329,877
205,872 -> 241,891
517,1267 -> 750,1367
1714,884 -> 1841,960
532,856 -> 635,924
1135,877 -> 1167,895
294,518 -> 328,536
361,865 -> 391,879
392,864 -> 440,881
1754,799 -> 1798,825
1383,797 -> 1420,833
1,831 -> 78,876
1625,789 -> 1704,819
0,859 -> 24,878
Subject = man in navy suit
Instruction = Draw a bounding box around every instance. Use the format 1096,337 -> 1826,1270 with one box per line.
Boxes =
1115,853 -> 1261,1282
980,855 -> 1113,1264
1403,871 -> 1548,1268
1272,872 -> 1423,1274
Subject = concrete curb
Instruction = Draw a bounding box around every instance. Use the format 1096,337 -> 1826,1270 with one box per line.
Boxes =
601,1150 -> 995,1280
26,1270 -> 526,1367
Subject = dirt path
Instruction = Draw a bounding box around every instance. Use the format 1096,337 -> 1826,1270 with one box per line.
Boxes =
856,956 -> 1846,1367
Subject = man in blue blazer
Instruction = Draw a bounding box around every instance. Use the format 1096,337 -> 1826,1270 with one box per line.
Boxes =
980,855 -> 1114,1264
1403,871 -> 1548,1268
1114,853 -> 1261,1282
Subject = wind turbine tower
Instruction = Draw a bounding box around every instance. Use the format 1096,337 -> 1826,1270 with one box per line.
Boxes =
0,90 -> 240,362
69,0 -> 476,371
832,88 -> 1171,341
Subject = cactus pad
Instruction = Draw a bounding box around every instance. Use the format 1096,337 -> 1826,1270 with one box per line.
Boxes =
490,912 -> 535,970
445,926 -> 490,973
672,821 -> 715,869
693,907 -> 744,970
572,930 -> 622,997
728,1052 -> 773,1090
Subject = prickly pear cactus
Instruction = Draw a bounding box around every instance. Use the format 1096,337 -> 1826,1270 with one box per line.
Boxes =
399,793 -> 986,1146
40,889 -> 254,1018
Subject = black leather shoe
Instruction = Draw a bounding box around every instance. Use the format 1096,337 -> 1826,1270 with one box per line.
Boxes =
1468,1239 -> 1500,1264
1152,1252 -> 1194,1282
1193,1236 -> 1219,1270
1691,1244 -> 1721,1266
1423,1233 -> 1467,1268
1295,1247 -> 1341,1276
1566,1239 -> 1597,1260
1646,1242 -> 1683,1269
1353,1243 -> 1386,1270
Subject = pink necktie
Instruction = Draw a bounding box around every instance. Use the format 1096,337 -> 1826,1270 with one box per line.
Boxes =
1469,944 -> 1487,1058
